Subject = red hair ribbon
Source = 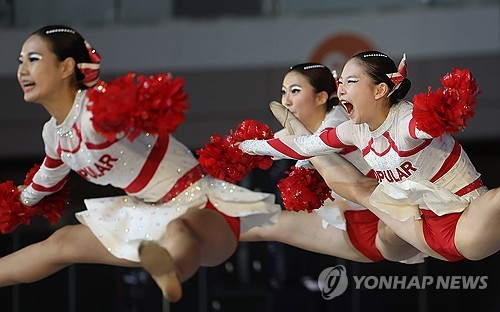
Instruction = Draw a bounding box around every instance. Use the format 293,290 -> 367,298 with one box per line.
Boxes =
77,40 -> 101,87
386,53 -> 407,96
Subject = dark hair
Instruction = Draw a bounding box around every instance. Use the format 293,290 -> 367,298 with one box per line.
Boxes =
31,25 -> 93,88
351,51 -> 411,104
288,62 -> 339,111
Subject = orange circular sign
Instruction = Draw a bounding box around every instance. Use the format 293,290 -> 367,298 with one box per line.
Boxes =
310,33 -> 375,72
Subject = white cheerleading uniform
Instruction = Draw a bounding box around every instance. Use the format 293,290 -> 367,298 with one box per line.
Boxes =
21,90 -> 280,262
240,101 -> 487,221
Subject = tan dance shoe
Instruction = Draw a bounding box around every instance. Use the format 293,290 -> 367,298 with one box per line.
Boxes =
139,241 -> 182,302
268,101 -> 312,135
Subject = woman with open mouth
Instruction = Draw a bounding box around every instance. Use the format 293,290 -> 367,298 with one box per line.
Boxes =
239,51 -> 499,263
240,62 -> 421,264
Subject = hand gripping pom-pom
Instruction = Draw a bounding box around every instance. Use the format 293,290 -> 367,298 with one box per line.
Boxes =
196,120 -> 274,184
0,164 -> 70,234
23,164 -> 70,225
278,166 -> 333,213
413,68 -> 480,137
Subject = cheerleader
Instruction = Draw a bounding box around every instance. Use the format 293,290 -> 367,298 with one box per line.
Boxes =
240,51 -> 500,262
0,25 -> 280,302
240,62 -> 420,263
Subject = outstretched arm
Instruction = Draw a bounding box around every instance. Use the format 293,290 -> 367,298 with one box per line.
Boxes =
239,134 -> 337,160
240,101 -> 355,159
270,103 -> 377,206
239,127 -> 354,161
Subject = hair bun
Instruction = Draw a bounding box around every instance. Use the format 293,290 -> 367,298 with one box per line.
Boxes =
393,79 -> 411,100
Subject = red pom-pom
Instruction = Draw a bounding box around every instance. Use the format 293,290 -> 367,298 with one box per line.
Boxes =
87,74 -> 137,141
196,120 -> 274,184
278,166 -> 333,213
0,164 -> 70,234
87,72 -> 189,142
413,68 -> 480,137
196,134 -> 246,183
0,181 -> 32,234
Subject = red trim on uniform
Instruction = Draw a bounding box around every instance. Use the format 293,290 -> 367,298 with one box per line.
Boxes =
363,132 -> 431,158
319,127 -> 354,150
58,125 -> 82,154
366,169 -> 376,179
362,138 -> 374,156
44,156 -> 64,168
455,178 -> 484,197
393,138 -> 432,157
161,165 -> 205,203
409,117 -> 418,139
344,210 -> 384,262
85,138 -> 117,150
369,133 -> 393,157
267,139 -> 307,160
31,176 -> 68,192
430,140 -> 461,183
421,209 -> 464,261
124,134 -> 170,193
338,145 -> 358,155
204,201 -> 241,240
158,165 -> 240,238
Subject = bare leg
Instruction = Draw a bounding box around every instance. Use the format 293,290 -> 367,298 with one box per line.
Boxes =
140,207 -> 238,302
312,154 -> 443,258
376,221 -> 421,261
0,224 -> 138,286
455,188 -> 500,260
242,209 -> 421,262
280,109 -> 444,259
242,210 -> 371,262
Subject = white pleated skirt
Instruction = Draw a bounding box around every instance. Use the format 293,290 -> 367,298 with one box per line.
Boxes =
76,176 -> 280,262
